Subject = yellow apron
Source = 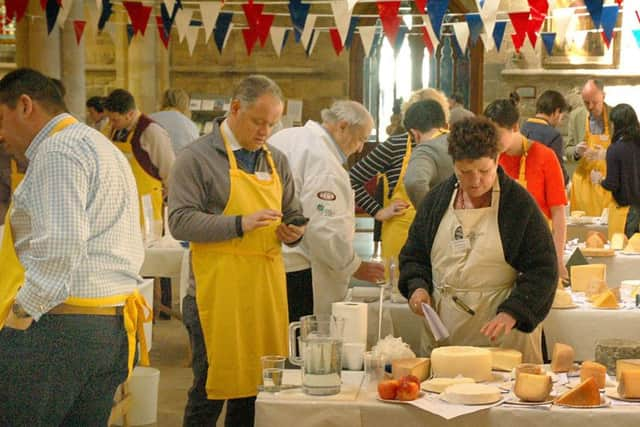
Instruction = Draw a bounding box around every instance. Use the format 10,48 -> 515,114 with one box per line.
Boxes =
0,117 -> 150,377
111,127 -> 164,232
9,160 -> 23,192
425,180 -> 542,363
190,136 -> 288,399
516,137 -> 529,189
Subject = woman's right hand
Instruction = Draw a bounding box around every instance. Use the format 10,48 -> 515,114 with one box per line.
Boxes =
408,288 -> 431,316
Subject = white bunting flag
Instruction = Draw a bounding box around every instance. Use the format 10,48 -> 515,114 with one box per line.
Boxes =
421,15 -> 440,53
175,8 -> 193,43
358,26 -> 377,57
570,30 -> 587,51
308,30 -> 321,56
164,0 -> 177,14
57,0 -> 73,29
346,0 -> 358,11
331,0 -> 352,44
479,0 -> 499,51
221,23 -> 234,50
200,2 -> 222,43
552,8 -> 574,46
270,27 -> 287,57
185,25 -> 199,56
452,21 -> 470,53
95,0 -> 102,13
301,14 -> 317,48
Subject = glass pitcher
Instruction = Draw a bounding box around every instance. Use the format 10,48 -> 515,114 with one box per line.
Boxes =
288,314 -> 344,395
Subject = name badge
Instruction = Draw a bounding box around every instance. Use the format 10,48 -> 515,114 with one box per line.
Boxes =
255,171 -> 271,181
449,238 -> 471,254
599,135 -> 608,142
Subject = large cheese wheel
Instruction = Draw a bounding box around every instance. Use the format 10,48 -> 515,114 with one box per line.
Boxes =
488,348 -> 522,371
441,383 -> 501,405
431,346 -> 492,382
422,377 -> 475,393
580,361 -> 607,389
514,373 -> 552,402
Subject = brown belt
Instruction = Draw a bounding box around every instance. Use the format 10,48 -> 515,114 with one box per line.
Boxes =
48,304 -> 124,316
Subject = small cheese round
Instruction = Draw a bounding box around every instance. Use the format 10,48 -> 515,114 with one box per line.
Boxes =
422,377 -> 475,393
441,383 -> 502,405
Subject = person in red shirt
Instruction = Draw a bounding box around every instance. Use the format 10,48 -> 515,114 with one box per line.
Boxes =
484,99 -> 568,281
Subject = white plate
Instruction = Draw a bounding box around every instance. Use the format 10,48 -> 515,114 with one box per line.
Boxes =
620,251 -> 640,256
604,387 -> 640,402
504,396 -> 555,406
440,395 -> 503,406
554,396 -> 610,409
552,304 -> 578,309
377,391 -> 425,404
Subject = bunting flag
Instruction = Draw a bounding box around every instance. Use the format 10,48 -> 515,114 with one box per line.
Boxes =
344,16 -> 359,49
414,0 -> 427,14
156,15 -> 170,49
213,12 -> 233,54
600,4 -> 618,46
185,25 -> 199,55
174,7 -> 193,43
288,0 -> 310,43
56,0 -> 73,29
200,2 -> 222,43
305,30 -> 320,57
127,23 -> 134,45
636,10 -> 640,24
570,30 -> 587,51
526,13 -> 545,47
377,1 -> 402,47
492,20 -> 507,51
540,32 -> 555,55
392,25 -> 407,52
301,14 -> 317,48
242,27 -> 259,55
242,2 -> 264,27
633,29 -> 640,48
584,0 -> 604,29
164,0 -> 178,15
615,0 -> 623,5
123,1 -> 153,36
465,13 -> 484,47
452,22 -> 470,54
331,0 -> 352,44
511,32 -> 526,53
45,0 -> 62,34
552,8 -> 574,46
479,0 -> 500,52
528,0 -> 549,15
40,0 -> 47,10
5,0 -> 29,24
421,14 -> 440,55
428,0 -> 449,38
98,0 -> 113,31
257,15 -> 275,47
329,28 -> 344,55
73,20 -> 86,44
508,11 -> 530,37
160,0 -> 180,36
358,26 -> 377,57
270,27 -> 288,57
346,0 -> 358,10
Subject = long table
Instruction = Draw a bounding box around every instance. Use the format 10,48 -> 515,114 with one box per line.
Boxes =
256,370 -> 640,427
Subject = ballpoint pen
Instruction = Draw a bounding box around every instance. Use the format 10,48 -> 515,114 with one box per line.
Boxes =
452,295 -> 475,316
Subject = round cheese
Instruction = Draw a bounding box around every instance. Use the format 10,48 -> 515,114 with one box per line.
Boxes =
514,373 -> 552,402
422,377 -> 475,393
441,383 -> 502,405
431,346 -> 492,382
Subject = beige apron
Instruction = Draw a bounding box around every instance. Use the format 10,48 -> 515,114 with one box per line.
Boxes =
422,181 -> 542,363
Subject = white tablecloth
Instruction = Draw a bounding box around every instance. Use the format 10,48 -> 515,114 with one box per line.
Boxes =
256,369 -> 640,427
141,244 -> 189,311
567,221 -> 608,241
578,252 -> 640,286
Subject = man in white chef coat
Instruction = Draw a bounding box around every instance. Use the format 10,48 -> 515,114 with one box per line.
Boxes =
269,100 -> 385,320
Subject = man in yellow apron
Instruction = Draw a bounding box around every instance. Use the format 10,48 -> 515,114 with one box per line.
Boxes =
0,68 -> 150,426
566,80 -> 626,235
168,76 -> 305,426
0,144 -> 9,223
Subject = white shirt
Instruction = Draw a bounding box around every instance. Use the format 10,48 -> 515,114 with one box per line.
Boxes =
11,114 -> 144,319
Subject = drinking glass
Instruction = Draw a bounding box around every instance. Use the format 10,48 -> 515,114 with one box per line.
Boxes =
261,355 -> 286,392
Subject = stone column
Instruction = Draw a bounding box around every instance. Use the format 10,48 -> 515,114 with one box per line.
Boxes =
408,33 -> 425,91
60,0 -> 86,119
127,15 -> 158,113
16,0 -> 61,77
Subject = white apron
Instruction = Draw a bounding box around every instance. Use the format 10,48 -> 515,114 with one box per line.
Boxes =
421,181 -> 542,363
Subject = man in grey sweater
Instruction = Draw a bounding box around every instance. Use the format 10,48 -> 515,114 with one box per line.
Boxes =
403,100 -> 454,207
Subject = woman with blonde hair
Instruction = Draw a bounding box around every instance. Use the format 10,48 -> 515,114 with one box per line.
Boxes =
150,88 -> 200,154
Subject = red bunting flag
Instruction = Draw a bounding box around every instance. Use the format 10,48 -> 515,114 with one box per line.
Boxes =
73,20 -> 86,45
508,11 -> 530,36
329,28 -> 344,55
636,10 -> 640,24
123,1 -> 153,36
377,1 -> 402,46
527,0 -> 549,15
242,28 -> 259,55
5,0 -> 29,24
421,27 -> 435,56
600,30 -> 613,49
526,13 -> 545,47
615,0 -> 623,6
242,2 -> 264,27
155,15 -> 170,49
511,32 -> 526,53
414,0 -> 427,13
256,14 -> 274,47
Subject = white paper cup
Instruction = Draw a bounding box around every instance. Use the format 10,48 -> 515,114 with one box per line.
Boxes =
342,342 -> 366,370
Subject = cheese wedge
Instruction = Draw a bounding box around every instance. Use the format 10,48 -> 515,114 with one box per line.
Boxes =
580,361 -> 607,389
618,369 -> 640,399
611,232 -> 628,250
616,359 -> 640,381
585,280 -> 608,300
552,289 -> 574,308
441,383 -> 502,405
514,373 -> 552,402
585,231 -> 606,248
431,346 -> 493,382
392,358 -> 430,382
551,343 -> 575,373
570,264 -> 606,292
555,377 -> 601,406
488,348 -> 522,371
625,233 -> 640,252
592,289 -> 618,309
421,377 -> 474,393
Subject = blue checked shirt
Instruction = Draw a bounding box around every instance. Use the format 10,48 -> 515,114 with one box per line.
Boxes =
11,114 -> 144,320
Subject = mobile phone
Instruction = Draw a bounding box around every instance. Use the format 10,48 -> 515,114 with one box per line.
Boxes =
285,216 -> 310,226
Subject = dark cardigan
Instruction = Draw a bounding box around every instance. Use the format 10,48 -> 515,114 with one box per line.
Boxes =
398,167 -> 557,333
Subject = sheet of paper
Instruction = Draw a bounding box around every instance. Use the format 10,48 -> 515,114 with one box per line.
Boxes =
409,392 -> 503,420
286,99 -> 303,122
201,99 -> 215,111
422,302 -> 449,341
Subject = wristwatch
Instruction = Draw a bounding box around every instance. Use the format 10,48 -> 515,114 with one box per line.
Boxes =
11,302 -> 31,319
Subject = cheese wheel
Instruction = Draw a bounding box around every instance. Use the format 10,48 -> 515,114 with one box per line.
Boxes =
551,343 -> 575,373
392,358 -> 430,382
570,264 -> 606,292
488,348 -> 522,371
422,377 -> 475,393
616,359 -> 640,381
555,377 -> 600,406
592,289 -> 618,308
514,373 -> 552,402
431,346 -> 492,382
580,361 -> 607,389
441,383 -> 501,405
618,369 -> 640,399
